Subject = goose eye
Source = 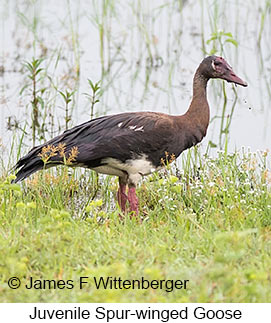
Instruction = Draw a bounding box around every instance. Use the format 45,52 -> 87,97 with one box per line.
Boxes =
214,61 -> 222,66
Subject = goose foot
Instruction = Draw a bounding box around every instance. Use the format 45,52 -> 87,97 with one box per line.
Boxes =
117,182 -> 128,213
128,186 -> 139,216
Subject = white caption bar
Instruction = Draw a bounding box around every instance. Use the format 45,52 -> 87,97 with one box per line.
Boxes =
0,303 -> 269,322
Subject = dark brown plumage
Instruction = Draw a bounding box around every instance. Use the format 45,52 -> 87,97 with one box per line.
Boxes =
13,56 -> 247,215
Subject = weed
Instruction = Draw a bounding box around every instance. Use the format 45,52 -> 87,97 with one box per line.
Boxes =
59,90 -> 76,130
22,58 -> 45,145
84,80 -> 101,120
205,31 -> 239,150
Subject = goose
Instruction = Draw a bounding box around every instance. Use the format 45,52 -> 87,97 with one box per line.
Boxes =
13,56 -> 247,215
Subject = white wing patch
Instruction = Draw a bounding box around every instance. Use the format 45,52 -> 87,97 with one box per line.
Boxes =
128,125 -> 144,132
134,126 -> 144,132
118,122 -> 144,132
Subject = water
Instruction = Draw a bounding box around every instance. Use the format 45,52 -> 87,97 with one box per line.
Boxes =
0,0 -> 270,165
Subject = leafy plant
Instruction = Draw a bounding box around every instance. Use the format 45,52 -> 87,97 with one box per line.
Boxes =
206,30 -> 238,56
21,58 -> 46,145
205,31 -> 239,150
84,79 -> 101,120
59,90 -> 76,130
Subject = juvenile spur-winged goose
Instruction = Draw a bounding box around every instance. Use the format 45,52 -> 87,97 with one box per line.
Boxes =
13,56 -> 247,215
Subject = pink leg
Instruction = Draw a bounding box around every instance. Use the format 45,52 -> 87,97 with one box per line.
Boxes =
128,186 -> 139,216
117,182 -> 127,213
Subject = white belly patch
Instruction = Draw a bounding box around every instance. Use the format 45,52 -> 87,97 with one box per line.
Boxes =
92,154 -> 157,184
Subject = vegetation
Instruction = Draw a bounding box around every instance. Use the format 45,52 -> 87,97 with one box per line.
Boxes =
0,148 -> 271,302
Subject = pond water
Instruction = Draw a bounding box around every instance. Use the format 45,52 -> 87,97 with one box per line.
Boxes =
0,0 -> 270,165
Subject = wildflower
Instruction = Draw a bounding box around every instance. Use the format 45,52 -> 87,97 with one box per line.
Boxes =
66,146 -> 79,165
38,144 -> 58,163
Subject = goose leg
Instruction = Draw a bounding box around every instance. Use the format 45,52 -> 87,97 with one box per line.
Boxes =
128,185 -> 139,216
117,178 -> 128,213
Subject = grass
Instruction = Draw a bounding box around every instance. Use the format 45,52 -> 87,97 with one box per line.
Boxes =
0,148 -> 271,302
